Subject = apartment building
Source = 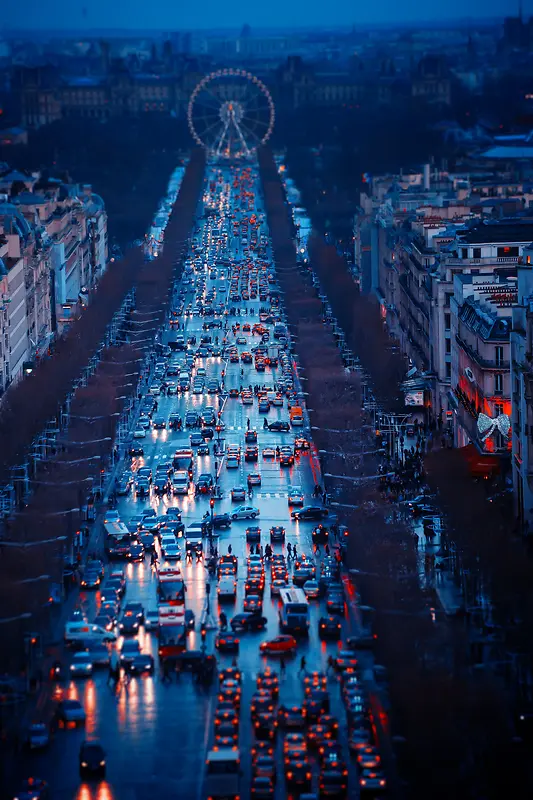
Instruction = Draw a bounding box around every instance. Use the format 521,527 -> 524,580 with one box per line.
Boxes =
0,236 -> 29,394
510,252 -> 533,529
0,169 -> 108,390
450,273 -> 515,453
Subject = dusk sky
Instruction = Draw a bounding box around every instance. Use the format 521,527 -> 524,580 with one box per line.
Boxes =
5,0 -> 520,31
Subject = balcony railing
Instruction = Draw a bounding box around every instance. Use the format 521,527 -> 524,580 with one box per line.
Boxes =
456,334 -> 510,370
444,256 -> 519,267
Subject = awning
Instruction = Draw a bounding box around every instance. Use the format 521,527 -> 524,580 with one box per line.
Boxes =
461,443 -> 500,477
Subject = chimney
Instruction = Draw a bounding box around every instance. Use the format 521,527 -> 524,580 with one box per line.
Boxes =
423,163 -> 430,191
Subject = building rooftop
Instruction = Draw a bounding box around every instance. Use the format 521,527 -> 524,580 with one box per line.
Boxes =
456,222 -> 533,244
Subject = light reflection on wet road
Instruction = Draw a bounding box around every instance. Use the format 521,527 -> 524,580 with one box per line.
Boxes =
8,164 -> 370,800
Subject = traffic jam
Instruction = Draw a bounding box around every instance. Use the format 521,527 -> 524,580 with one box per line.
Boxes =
14,164 -> 388,800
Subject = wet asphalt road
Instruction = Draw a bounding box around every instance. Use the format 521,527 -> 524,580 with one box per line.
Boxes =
7,164 -> 374,800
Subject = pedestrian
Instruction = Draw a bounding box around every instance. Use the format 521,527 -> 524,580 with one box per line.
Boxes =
327,654 -> 336,675
324,543 -> 330,556
228,544 -> 233,555
299,656 -> 307,675
162,660 -> 172,683
314,542 -> 321,556
247,418 -> 250,430
280,657 -> 286,677
287,542 -> 292,559
322,489 -> 328,505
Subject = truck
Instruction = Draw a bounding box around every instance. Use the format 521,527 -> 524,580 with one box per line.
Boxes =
204,748 -> 241,800
157,566 -> 186,606
289,406 -> 304,426
279,587 -> 309,634
172,470 -> 190,495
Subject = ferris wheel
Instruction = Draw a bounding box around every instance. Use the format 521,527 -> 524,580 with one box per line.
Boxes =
187,69 -> 275,159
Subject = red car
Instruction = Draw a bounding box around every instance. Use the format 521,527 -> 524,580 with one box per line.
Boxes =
260,635 -> 297,655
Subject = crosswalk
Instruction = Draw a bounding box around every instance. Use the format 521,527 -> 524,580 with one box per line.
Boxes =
255,491 -> 286,499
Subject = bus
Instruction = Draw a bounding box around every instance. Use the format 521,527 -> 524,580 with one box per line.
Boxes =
279,587 -> 309,634
157,566 -> 186,605
157,604 -> 186,661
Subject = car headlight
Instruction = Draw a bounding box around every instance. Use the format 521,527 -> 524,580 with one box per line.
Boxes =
100,760 -> 106,766
81,761 -> 88,767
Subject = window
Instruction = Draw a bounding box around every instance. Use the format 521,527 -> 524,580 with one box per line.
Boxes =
444,292 -> 453,307
445,362 -> 451,378
473,248 -> 481,259
494,373 -> 503,395
461,248 -> 468,259
444,313 -> 451,331
497,246 -> 518,258
495,346 -> 504,366
445,338 -> 451,354
495,403 -> 504,416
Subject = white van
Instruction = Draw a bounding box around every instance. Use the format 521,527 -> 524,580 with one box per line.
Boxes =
65,621 -> 116,644
218,576 -> 237,601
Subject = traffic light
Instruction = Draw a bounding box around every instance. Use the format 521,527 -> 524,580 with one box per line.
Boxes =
210,497 -> 215,509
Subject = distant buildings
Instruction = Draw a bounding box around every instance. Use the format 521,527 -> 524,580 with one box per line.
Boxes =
360,161 -> 533,502
0,168 -> 108,394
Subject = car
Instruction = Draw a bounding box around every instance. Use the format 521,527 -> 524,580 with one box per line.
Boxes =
120,639 -> 141,665
326,594 -> 345,615
119,613 -> 140,635
230,613 -> 267,632
127,543 -> 145,562
211,513 -> 232,530
250,776 -> 275,798
123,602 -> 144,622
26,722 -> 50,750
69,652 -> 93,677
271,578 -> 286,595
285,759 -> 312,791
232,505 -> 259,520
291,506 -> 329,521
144,610 -> 159,631
268,420 -> 290,432
246,525 -> 261,543
13,777 -> 50,800
197,443 -> 210,455
215,633 -> 240,652
260,635 -> 297,655
126,653 -> 155,674
243,594 -> 263,613
247,472 -> 262,486
303,580 -> 321,599
359,769 -> 387,793
226,456 -> 240,469
104,510 -> 120,525
55,699 -> 86,726
79,740 -> 106,778
80,570 -> 101,590
254,711 -> 279,741
133,427 -> 147,439
357,745 -> 382,770
162,543 -> 182,561
231,486 -> 247,502
245,429 -> 258,443
270,525 -> 285,542
288,486 -> 305,506
128,444 -> 144,457
152,417 -> 167,429
262,447 -> 276,459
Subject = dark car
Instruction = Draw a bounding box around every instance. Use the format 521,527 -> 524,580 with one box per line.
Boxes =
246,526 -> 261,543
230,613 -> 267,632
79,740 -> 106,778
123,602 -> 144,622
168,414 -> 182,430
215,633 -> 240,652
245,429 -> 258,443
270,526 -> 286,542
268,420 -> 290,432
312,525 -> 329,544
119,613 -> 140,636
127,543 -> 145,562
211,513 -> 232,530
319,616 -> 342,640
291,506 -> 329,521
128,444 -> 144,457
125,653 -> 155,674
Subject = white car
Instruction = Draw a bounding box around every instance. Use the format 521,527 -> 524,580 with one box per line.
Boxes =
303,580 -> 320,599
133,428 -> 147,439
149,385 -> 161,396
70,652 -> 93,678
104,510 -> 120,524
144,610 -> 159,631
226,456 -> 240,469
288,486 -> 304,506
162,543 -> 181,561
231,505 -> 259,520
